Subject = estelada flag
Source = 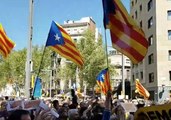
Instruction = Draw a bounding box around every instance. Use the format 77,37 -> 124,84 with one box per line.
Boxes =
96,68 -> 111,95
46,21 -> 84,68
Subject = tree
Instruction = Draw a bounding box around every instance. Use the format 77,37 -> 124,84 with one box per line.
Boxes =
0,45 -> 52,91
59,30 -> 116,93
0,49 -> 27,87
77,30 -> 106,89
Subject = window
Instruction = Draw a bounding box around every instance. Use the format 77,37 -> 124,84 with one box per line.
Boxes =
132,15 -> 134,19
140,71 -> 143,80
109,50 -> 117,55
168,10 -> 171,20
140,21 -> 142,28
169,71 -> 171,80
131,1 -> 134,7
73,38 -> 77,42
148,35 -> 153,46
136,72 -> 139,79
148,54 -> 154,64
149,72 -> 154,83
135,0 -> 137,3
140,4 -> 142,11
132,74 -> 135,81
168,50 -> 171,60
168,30 -> 171,40
126,70 -> 130,79
126,59 -> 130,64
135,11 -> 137,19
148,0 -> 153,11
148,17 -> 153,28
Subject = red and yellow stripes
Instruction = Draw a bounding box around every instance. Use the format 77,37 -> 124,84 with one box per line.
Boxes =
108,0 -> 148,64
104,70 -> 111,93
52,23 -> 84,68
96,70 -> 111,95
135,79 -> 150,99
0,24 -> 15,58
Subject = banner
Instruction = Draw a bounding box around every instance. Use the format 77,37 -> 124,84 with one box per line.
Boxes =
134,103 -> 171,120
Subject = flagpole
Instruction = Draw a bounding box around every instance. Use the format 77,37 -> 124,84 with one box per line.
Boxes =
104,29 -> 111,95
31,46 -> 46,98
25,0 -> 34,99
104,30 -> 109,68
37,47 -> 47,77
122,54 -> 125,98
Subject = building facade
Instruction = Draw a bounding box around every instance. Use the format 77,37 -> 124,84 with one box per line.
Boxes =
130,0 -> 171,102
61,17 -> 99,42
108,49 -> 131,89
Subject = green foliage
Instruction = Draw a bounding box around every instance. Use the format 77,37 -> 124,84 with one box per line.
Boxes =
0,32 -> 117,92
59,30 -> 117,89
32,46 -> 51,75
0,45 -> 52,90
0,49 -> 26,89
77,30 -> 107,88
59,61 -> 76,81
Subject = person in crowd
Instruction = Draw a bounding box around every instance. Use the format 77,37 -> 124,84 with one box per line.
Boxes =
78,102 -> 87,118
8,109 -> 57,120
91,103 -> 104,120
0,99 -> 8,119
4,97 -> 9,102
58,107 -> 68,120
102,91 -> 112,120
34,109 -> 56,120
45,99 -> 52,108
71,89 -> 78,106
52,100 -> 60,113
68,108 -> 80,120
57,103 -> 69,120
8,110 -> 31,120
68,103 -> 80,120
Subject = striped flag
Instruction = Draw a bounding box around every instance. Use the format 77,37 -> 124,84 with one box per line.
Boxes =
135,79 -> 150,99
102,0 -> 148,64
46,21 -> 84,67
96,68 -> 111,95
0,24 -> 15,58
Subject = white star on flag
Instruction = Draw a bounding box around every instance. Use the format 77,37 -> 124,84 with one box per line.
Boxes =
54,34 -> 60,41
101,74 -> 105,80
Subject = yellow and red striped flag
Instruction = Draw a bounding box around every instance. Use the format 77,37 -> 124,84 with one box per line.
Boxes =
96,68 -> 111,95
0,24 -> 15,58
135,79 -> 150,99
102,0 -> 148,64
46,21 -> 84,67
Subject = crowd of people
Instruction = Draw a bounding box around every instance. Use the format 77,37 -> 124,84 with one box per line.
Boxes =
0,90 -> 163,120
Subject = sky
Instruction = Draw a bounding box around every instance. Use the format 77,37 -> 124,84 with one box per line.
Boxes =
0,0 -> 130,50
